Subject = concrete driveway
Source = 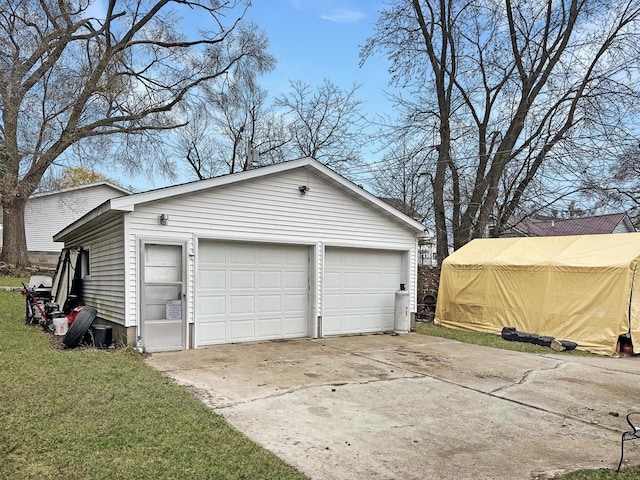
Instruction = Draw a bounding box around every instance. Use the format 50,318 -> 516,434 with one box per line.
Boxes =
146,333 -> 640,479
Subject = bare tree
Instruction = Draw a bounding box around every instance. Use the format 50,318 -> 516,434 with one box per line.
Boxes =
363,0 -> 640,262
205,70 -> 293,174
583,144 -> 640,226
0,0 -> 267,267
370,138 -> 433,223
176,77 -> 368,179
172,38 -> 294,178
169,103 -> 221,180
275,79 -> 367,174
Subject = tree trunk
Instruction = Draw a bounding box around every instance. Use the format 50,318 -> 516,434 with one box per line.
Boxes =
433,148 -> 450,265
0,192 -> 30,268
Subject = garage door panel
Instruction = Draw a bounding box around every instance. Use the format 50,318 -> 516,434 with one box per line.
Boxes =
258,295 -> 282,313
342,314 -> 362,332
324,272 -> 341,288
230,245 -> 255,264
343,293 -> 362,309
343,272 -> 361,287
284,270 -> 307,286
230,271 -> 254,289
383,253 -> 399,267
323,315 -> 341,332
199,270 -> 226,289
383,272 -> 400,288
200,246 -> 226,263
324,247 -> 402,336
198,321 -> 226,343
283,318 -> 306,336
230,295 -> 255,314
258,271 -> 282,288
258,246 -> 282,265
285,249 -> 308,265
258,318 -> 282,337
197,241 -> 309,346
229,319 -> 255,340
199,295 -> 226,315
344,254 -> 363,267
364,272 -> 382,288
285,293 -> 308,311
363,292 -> 383,308
364,312 -> 392,330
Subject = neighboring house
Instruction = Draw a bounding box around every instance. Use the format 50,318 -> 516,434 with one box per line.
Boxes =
417,232 -> 437,267
496,212 -> 636,237
53,157 -> 426,352
0,181 -> 131,267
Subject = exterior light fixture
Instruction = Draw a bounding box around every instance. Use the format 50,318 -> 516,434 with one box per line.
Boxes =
159,214 -> 169,225
298,185 -> 309,194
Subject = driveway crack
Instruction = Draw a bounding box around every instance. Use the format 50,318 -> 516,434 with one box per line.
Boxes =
490,361 -> 566,394
213,374 -> 425,410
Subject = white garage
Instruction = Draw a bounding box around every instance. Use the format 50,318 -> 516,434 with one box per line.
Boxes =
53,157 -> 426,351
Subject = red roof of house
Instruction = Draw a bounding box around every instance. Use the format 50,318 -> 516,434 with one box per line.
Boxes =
509,213 -> 634,237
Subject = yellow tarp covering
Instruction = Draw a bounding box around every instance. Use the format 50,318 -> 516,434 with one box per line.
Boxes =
435,233 -> 640,356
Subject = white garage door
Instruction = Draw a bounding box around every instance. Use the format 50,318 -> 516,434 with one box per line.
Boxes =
324,248 -> 403,335
197,241 -> 309,346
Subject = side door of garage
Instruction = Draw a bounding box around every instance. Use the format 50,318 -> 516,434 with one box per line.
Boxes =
140,242 -> 186,352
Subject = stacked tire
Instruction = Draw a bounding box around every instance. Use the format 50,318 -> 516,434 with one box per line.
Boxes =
500,326 -> 577,351
62,306 -> 97,348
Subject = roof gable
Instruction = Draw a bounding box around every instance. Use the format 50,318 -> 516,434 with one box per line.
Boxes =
55,158 -> 425,241
30,181 -> 131,199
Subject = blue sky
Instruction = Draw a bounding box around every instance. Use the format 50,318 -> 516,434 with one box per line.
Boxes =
119,0 -> 394,191
244,1 -> 390,108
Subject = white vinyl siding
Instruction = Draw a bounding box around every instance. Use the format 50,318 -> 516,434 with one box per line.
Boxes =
127,169 -> 414,247
58,215 -> 126,325
613,220 -> 634,234
24,184 -> 128,252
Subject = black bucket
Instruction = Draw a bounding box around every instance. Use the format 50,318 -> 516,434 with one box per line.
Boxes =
91,325 -> 112,349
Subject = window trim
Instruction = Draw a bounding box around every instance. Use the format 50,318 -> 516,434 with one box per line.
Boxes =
80,247 -> 91,280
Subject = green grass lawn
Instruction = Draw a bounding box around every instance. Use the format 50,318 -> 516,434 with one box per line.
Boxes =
0,290 -> 307,480
415,321 -> 593,356
0,275 -> 28,287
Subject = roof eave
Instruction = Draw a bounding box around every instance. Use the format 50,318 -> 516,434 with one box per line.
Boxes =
53,199 -> 119,241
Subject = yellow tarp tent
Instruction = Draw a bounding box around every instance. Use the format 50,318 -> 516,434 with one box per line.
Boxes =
435,233 -> 640,356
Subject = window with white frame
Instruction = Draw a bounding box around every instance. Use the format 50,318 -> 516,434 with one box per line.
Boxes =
80,248 -> 91,279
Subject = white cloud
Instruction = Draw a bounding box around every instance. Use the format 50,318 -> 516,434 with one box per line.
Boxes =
320,8 -> 364,23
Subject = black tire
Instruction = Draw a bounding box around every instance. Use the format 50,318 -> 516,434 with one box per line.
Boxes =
537,336 -> 554,347
560,340 -> 578,351
63,306 -> 97,348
